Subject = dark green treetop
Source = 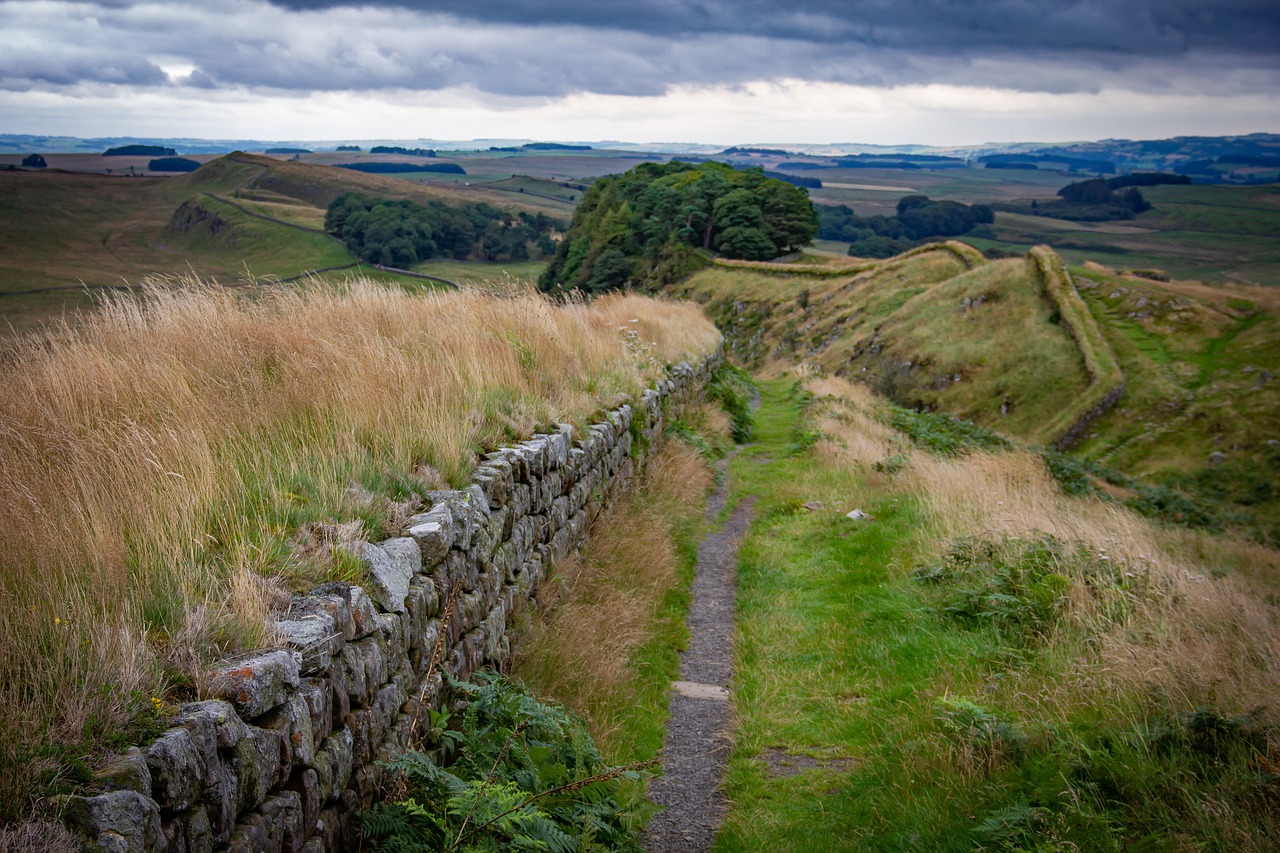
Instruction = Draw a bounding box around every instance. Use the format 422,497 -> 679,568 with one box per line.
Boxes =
538,160 -> 818,295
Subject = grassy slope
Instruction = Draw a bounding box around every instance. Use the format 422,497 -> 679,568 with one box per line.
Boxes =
0,153 -> 569,340
805,165 -> 1280,287
716,378 -> 1280,851
0,283 -> 720,827
674,246 -> 1280,536
1070,265 -> 1280,537
674,246 -> 1091,446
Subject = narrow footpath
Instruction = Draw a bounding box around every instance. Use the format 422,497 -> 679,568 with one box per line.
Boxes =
643,452 -> 756,853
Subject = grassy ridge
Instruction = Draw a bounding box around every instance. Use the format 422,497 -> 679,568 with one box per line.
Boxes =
0,281 -> 719,827
676,244 -> 1091,445
675,244 -> 1280,538
1026,246 -> 1125,448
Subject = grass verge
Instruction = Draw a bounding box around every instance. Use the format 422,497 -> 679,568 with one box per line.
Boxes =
715,375 -> 1280,851
511,397 -> 735,821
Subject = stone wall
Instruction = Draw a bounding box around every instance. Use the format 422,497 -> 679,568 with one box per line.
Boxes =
62,351 -> 721,853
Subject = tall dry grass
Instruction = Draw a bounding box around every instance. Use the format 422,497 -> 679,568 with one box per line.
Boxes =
514,436 -> 714,758
0,275 -> 718,824
806,374 -> 1280,722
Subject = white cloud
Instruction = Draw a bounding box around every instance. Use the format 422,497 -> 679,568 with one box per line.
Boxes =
0,79 -> 1273,145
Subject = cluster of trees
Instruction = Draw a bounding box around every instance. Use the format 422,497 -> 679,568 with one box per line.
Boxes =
1174,156 -> 1280,183
265,147 -> 310,155
834,154 -> 965,170
336,162 -> 465,175
371,145 -> 436,157
522,143 -> 591,151
103,145 -> 175,156
148,157 -> 201,172
721,147 -> 790,156
325,192 -> 562,266
335,145 -> 362,152
992,173 -> 1184,222
817,196 -> 994,258
979,152 -> 1116,173
538,161 -> 818,295
20,154 -> 46,169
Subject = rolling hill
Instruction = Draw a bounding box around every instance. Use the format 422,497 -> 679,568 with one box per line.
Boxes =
670,243 -> 1280,541
0,153 -> 571,340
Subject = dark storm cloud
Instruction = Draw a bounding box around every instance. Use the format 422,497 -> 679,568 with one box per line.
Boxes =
1,0 -> 1276,98
266,0 -> 1280,58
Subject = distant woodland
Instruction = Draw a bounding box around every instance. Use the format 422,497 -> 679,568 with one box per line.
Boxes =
325,193 -> 562,265
817,196 -> 995,257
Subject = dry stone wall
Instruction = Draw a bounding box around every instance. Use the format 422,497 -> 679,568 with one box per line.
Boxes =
62,350 -> 721,853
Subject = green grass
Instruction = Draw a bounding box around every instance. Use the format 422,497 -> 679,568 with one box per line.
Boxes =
0,153 -> 575,342
969,184 -> 1280,285
712,378 -> 1280,851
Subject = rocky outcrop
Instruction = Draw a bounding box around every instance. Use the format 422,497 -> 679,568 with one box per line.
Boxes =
62,352 -> 720,852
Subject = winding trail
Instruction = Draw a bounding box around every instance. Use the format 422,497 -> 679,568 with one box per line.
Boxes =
644,452 -> 756,852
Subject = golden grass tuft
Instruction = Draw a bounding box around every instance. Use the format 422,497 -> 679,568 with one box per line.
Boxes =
0,275 -> 718,824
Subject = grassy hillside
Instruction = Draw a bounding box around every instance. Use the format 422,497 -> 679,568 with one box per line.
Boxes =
0,153 -> 569,340
802,165 -> 1280,286
672,244 -> 1280,540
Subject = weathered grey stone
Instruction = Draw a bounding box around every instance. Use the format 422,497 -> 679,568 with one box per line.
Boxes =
259,790 -> 303,853
476,458 -> 512,509
146,727 -> 204,812
162,805 -> 212,853
354,635 -> 388,694
61,790 -> 164,853
225,813 -> 275,853
313,729 -> 354,803
306,590 -> 353,642
209,650 -> 302,719
233,725 -> 285,814
203,757 -> 240,845
95,747 -> 151,795
521,436 -> 550,477
353,540 -> 413,614
261,692 -> 314,769
284,769 -> 320,841
405,505 -> 453,567
298,677 -> 332,745
273,607 -> 342,676
346,585 -> 379,638
335,644 -> 368,707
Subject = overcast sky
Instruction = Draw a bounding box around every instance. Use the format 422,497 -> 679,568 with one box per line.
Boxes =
2,0 -> 1277,145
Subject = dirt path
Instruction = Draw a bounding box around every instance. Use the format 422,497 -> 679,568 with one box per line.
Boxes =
644,453 -> 756,852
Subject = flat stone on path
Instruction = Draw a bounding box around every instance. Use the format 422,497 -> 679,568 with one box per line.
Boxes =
672,681 -> 730,701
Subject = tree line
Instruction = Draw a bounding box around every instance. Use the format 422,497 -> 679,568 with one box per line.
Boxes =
538,161 -> 818,295
817,196 -> 994,258
325,193 -> 563,266
991,174 -> 1186,222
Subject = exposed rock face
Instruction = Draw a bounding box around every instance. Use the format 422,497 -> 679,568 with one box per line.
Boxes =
168,201 -> 236,245
62,351 -> 720,852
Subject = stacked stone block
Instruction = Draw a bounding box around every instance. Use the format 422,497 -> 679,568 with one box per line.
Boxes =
63,351 -> 719,852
